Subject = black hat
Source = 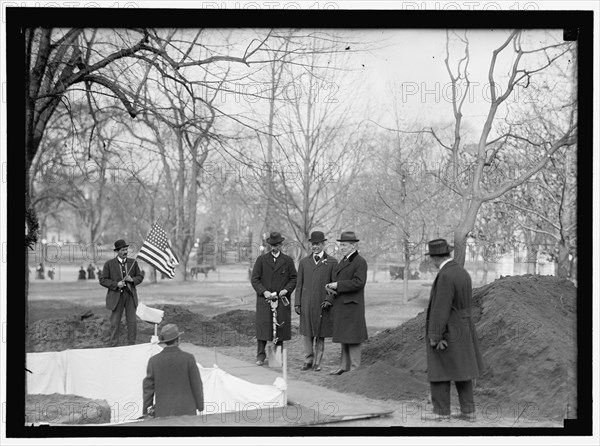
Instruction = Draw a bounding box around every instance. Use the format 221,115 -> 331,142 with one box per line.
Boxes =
336,231 -> 360,242
113,239 -> 129,251
425,238 -> 454,256
308,231 -> 327,243
266,232 -> 285,245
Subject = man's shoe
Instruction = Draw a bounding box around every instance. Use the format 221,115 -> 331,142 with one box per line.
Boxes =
455,412 -> 476,422
328,368 -> 346,375
313,364 -> 322,371
421,412 -> 451,422
300,363 -> 313,371
256,359 -> 265,366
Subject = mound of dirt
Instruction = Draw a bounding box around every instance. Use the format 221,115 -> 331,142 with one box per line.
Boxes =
212,309 -> 256,338
27,304 -> 257,352
329,275 -> 577,422
26,393 -> 111,425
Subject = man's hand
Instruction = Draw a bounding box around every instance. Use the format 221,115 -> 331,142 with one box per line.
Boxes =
124,274 -> 134,282
294,305 -> 301,315
326,282 -> 337,290
279,289 -> 288,297
321,301 -> 332,309
263,291 -> 272,299
429,339 -> 448,350
117,280 -> 125,289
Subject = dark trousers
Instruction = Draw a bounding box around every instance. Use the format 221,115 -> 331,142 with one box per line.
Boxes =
109,292 -> 137,346
257,339 -> 283,361
430,380 -> 475,416
340,343 -> 362,371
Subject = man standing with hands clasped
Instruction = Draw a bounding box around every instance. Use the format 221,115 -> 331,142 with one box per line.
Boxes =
294,231 -> 337,371
250,232 -> 297,366
424,238 -> 485,422
324,231 -> 368,375
99,239 -> 144,347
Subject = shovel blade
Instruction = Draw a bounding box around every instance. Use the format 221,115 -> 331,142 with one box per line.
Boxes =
266,344 -> 283,368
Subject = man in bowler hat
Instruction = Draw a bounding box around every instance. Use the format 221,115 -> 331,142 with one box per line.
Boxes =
142,324 -> 204,418
294,231 -> 338,371
423,238 -> 484,421
250,232 -> 297,366
324,231 -> 368,375
99,239 -> 144,346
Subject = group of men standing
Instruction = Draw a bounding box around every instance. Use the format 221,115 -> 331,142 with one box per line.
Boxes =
251,230 -> 369,375
100,231 -> 484,421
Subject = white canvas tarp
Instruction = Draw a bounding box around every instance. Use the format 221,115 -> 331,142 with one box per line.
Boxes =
27,343 -> 285,423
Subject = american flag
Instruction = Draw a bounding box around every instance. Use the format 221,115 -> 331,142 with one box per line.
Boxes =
137,224 -> 179,279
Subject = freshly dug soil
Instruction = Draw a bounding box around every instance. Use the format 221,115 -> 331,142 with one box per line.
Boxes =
26,393 -> 111,425
26,275 -> 577,424
329,275 -> 577,422
26,304 -> 256,352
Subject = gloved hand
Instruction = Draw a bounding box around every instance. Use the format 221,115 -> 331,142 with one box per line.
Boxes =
429,339 -> 448,350
263,291 -> 272,299
321,301 -> 332,309
294,305 -> 301,315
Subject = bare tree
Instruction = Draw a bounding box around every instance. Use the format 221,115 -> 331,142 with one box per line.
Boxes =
403,30 -> 577,266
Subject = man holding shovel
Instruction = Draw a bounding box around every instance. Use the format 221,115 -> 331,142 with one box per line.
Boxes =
294,231 -> 338,371
251,232 -> 297,366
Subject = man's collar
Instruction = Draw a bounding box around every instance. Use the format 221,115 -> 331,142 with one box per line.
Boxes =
271,251 -> 280,258
439,258 -> 452,270
118,256 -> 127,263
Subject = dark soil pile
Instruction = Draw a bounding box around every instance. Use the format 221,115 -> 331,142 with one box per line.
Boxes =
26,393 -> 111,425
327,275 -> 577,422
27,304 -> 257,352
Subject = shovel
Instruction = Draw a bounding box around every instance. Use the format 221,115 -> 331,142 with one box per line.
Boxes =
267,294 -> 283,368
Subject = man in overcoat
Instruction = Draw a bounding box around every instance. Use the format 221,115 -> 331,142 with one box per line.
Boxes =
294,231 -> 338,371
99,239 -> 144,346
324,231 -> 368,375
424,238 -> 485,421
250,231 -> 297,366
142,324 -> 204,418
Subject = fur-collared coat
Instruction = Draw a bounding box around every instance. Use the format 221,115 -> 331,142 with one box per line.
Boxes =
250,252 -> 297,341
426,259 -> 485,382
294,252 -> 337,338
325,251 -> 368,344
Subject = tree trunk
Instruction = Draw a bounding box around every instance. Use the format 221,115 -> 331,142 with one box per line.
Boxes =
453,199 -> 483,267
556,242 -> 570,278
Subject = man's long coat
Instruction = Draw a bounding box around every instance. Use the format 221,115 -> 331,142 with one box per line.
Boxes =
142,345 -> 204,417
251,252 -> 297,341
426,259 -> 485,382
294,252 -> 337,338
325,251 -> 368,344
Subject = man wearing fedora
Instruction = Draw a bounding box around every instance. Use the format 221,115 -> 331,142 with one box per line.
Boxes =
294,231 -> 338,371
424,238 -> 484,421
323,231 -> 368,375
99,239 -> 144,347
142,324 -> 204,418
250,231 -> 297,366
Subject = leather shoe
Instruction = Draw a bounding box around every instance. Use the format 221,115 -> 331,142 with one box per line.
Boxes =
300,363 -> 313,371
421,412 -> 451,422
313,364 -> 322,371
256,359 -> 266,366
455,412 -> 476,422
328,368 -> 346,375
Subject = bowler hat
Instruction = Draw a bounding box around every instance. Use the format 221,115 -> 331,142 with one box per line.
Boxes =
266,232 -> 285,245
308,231 -> 327,243
336,231 -> 360,242
113,239 -> 129,251
425,238 -> 454,256
158,324 -> 184,344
